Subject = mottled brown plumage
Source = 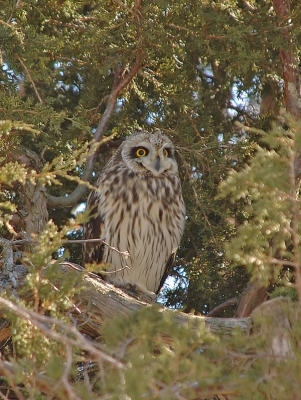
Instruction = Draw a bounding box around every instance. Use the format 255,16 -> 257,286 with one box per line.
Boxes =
83,130 -> 185,298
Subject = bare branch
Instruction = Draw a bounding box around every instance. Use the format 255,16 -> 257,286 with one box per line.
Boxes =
235,280 -> 268,318
61,345 -> 81,400
0,360 -> 26,400
46,49 -> 143,208
11,237 -> 130,259
60,261 -> 130,279
269,257 -> 297,268
68,273 -> 252,337
59,261 -> 96,276
45,132 -> 117,208
207,297 -> 239,317
0,296 -> 124,368
15,54 -> 43,104
66,238 -> 130,259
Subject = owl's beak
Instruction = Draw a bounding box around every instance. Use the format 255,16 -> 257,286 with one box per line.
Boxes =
154,157 -> 161,172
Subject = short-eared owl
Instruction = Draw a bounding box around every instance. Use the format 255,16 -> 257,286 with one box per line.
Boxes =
83,130 -> 185,298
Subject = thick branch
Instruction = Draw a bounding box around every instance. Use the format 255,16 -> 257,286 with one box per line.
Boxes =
56,260 -> 250,335
0,261 -> 251,348
69,273 -> 251,337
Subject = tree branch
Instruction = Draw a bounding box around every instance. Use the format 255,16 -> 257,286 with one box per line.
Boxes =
46,49 -> 143,208
207,297 -> 239,317
273,0 -> 301,118
46,0 -> 144,208
235,280 -> 268,318
68,273 -> 252,337
234,1 -> 301,317
0,360 -> 26,400
66,238 -> 130,260
15,54 -> 43,104
0,295 -> 123,368
11,237 -> 130,260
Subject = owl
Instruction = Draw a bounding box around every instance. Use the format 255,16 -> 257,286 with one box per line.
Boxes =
83,130 -> 185,299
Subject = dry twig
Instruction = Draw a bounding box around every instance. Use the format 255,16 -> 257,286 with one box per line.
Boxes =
15,54 -> 43,104
0,296 -> 123,369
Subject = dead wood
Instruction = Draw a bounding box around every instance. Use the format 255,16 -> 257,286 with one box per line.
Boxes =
71,273 -> 252,338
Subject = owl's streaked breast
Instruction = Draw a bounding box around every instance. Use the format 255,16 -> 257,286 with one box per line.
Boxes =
97,167 -> 185,294
83,130 -> 185,297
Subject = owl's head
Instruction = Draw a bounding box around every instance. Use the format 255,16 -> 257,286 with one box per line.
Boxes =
121,130 -> 179,176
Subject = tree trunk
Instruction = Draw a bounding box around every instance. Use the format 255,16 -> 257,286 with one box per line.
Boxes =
11,148 -> 48,237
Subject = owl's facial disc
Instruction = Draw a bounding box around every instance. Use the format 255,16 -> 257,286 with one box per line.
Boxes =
131,142 -> 178,176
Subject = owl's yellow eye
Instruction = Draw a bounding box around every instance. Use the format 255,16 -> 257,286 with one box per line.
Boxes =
163,148 -> 169,157
136,147 -> 147,157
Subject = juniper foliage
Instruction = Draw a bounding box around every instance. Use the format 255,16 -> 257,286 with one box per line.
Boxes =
1,0 -> 301,398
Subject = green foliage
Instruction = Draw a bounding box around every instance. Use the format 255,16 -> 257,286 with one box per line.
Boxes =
1,0 -> 261,309
1,0 -> 301,398
270,286 -> 297,301
100,307 -> 228,399
86,306 -> 301,399
6,217 -> 84,362
219,115 -> 301,290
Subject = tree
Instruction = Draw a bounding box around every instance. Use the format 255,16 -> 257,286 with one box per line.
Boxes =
1,0 -> 301,398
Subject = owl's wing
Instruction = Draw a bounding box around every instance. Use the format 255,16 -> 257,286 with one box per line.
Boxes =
82,190 -> 105,264
156,250 -> 177,295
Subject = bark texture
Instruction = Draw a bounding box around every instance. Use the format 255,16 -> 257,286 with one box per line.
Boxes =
73,273 -> 252,338
12,148 -> 48,237
0,267 -> 251,344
